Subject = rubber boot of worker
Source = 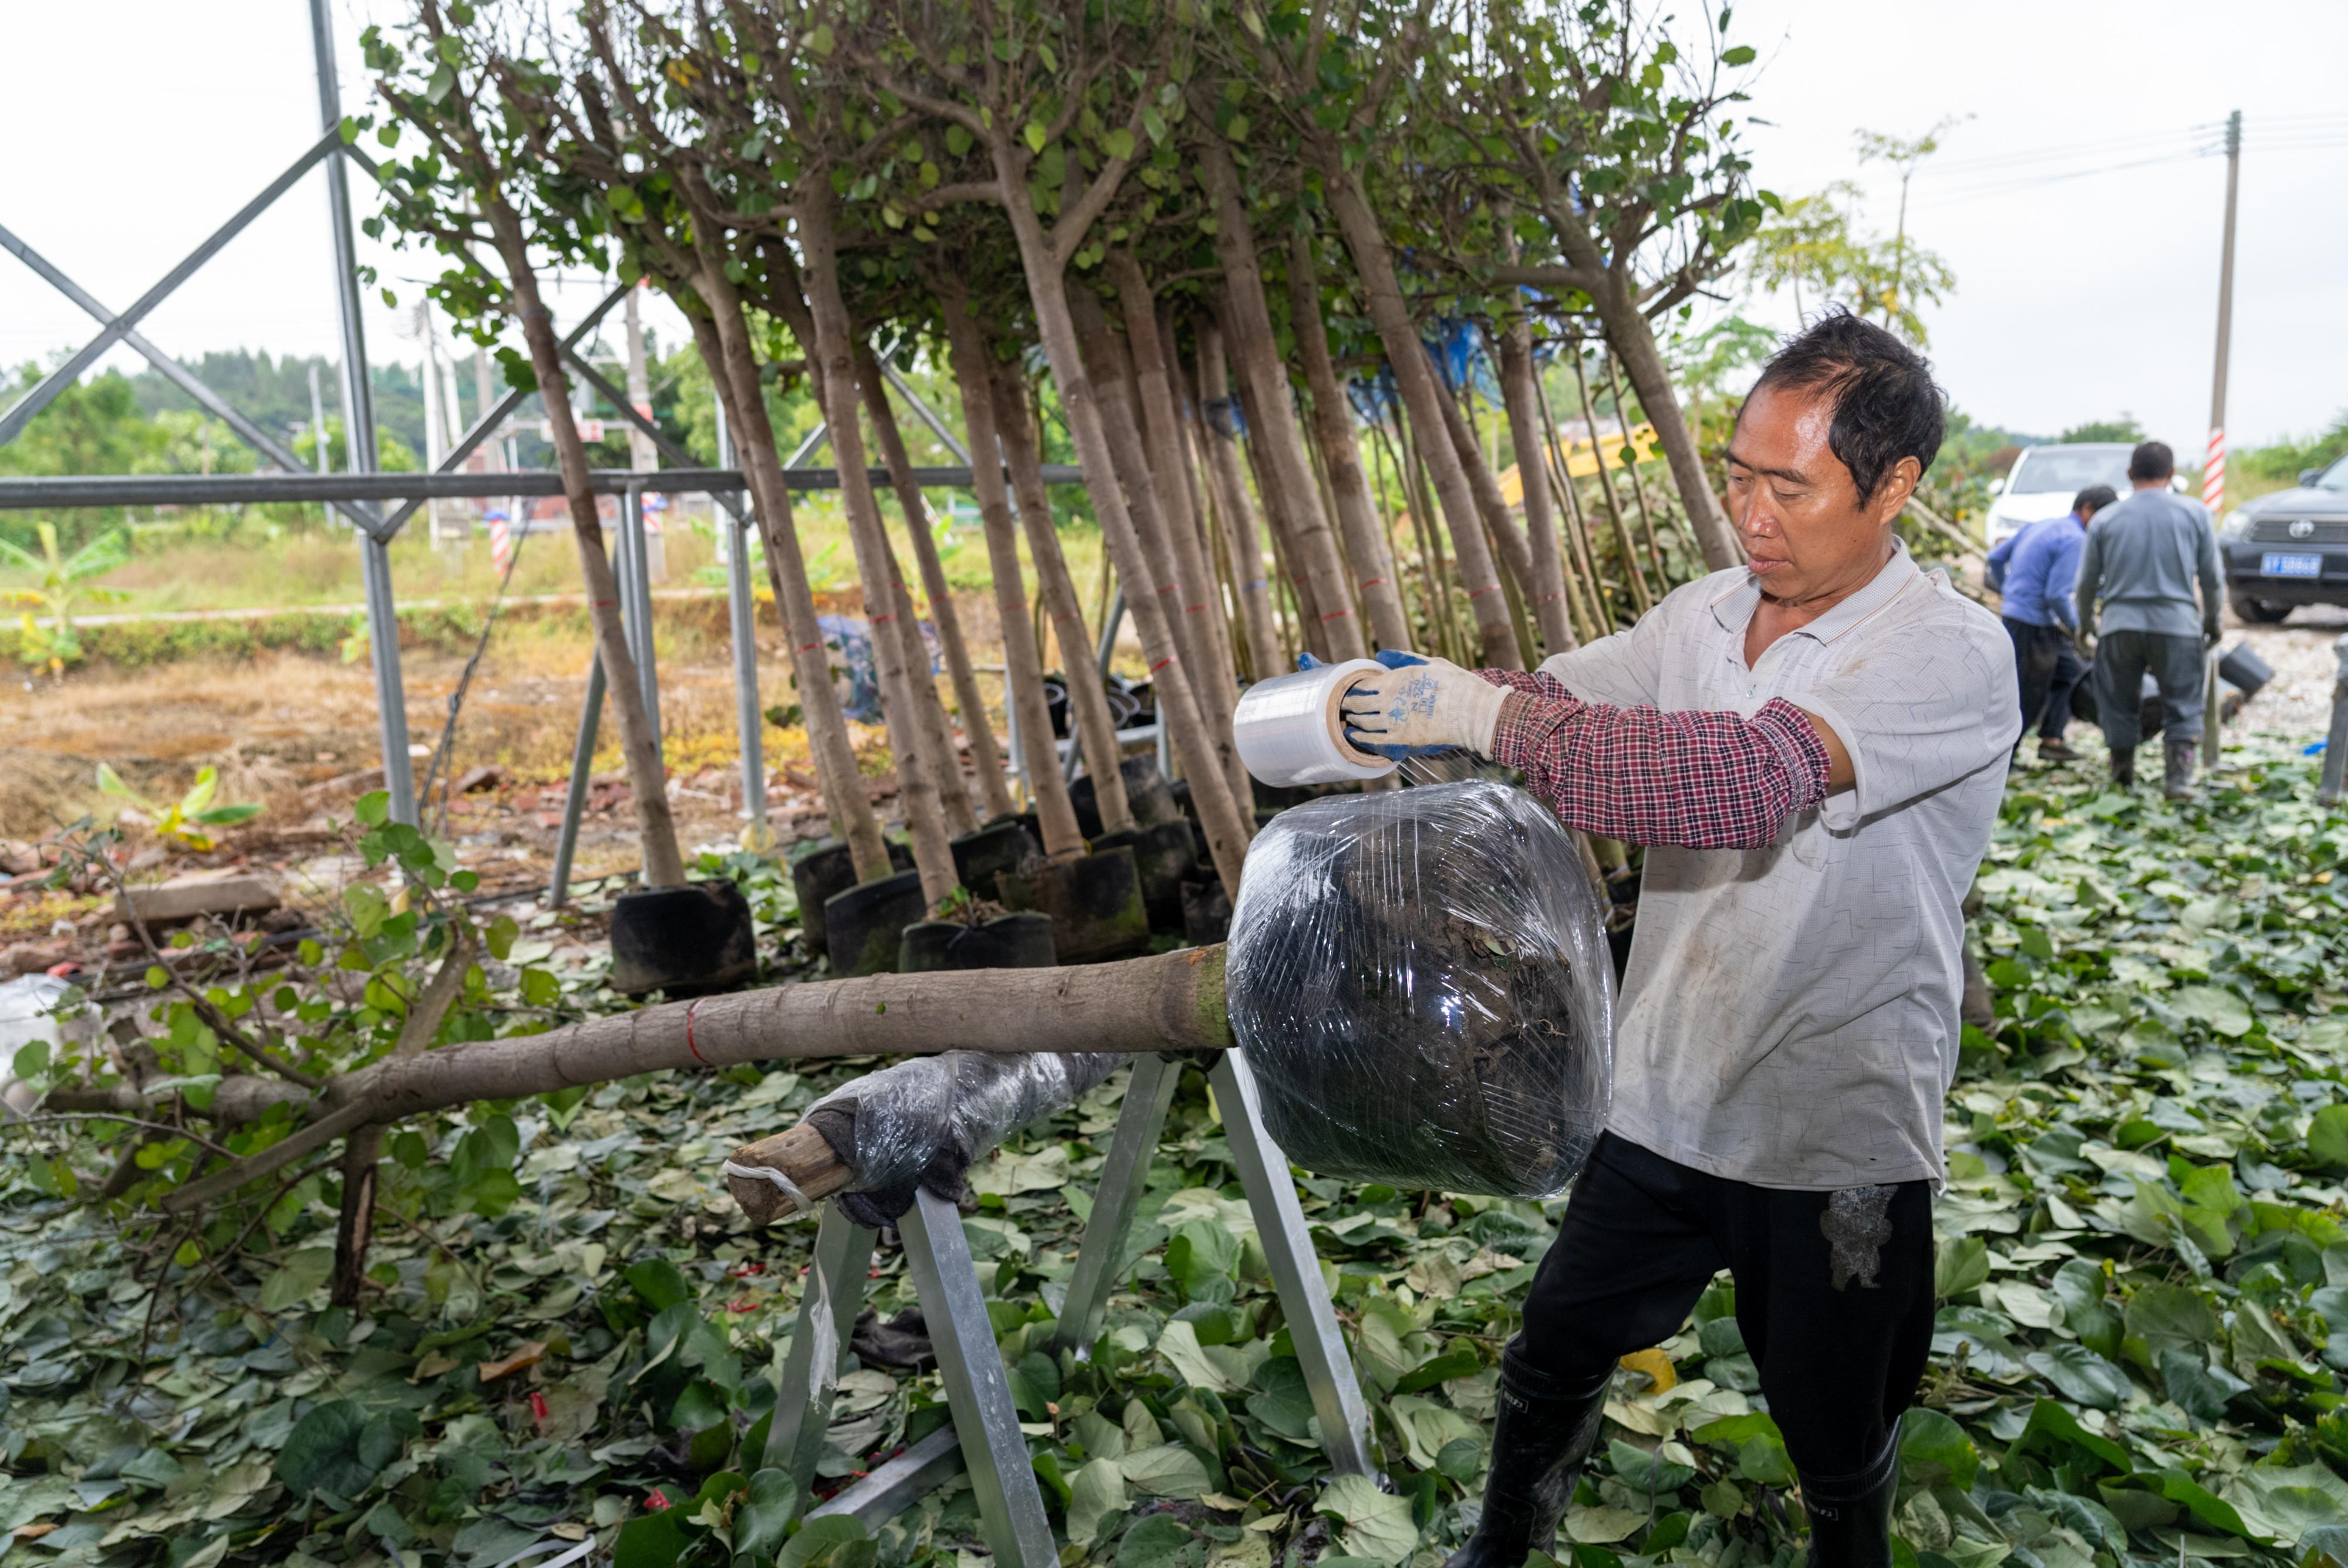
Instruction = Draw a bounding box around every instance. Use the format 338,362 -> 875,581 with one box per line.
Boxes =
2109,745 -> 2136,788
1799,1433 -> 1900,1568
2164,738 -> 2197,802
1443,1352 -> 1612,1568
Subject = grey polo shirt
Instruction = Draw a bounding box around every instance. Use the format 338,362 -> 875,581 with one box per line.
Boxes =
1540,543 -> 2018,1189
2073,487 -> 2223,638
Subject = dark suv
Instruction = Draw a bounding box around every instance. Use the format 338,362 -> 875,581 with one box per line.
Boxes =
2222,454 -> 2348,621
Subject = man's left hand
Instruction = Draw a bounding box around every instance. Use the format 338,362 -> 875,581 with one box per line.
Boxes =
1338,651 -> 1508,758
2204,619 -> 2223,650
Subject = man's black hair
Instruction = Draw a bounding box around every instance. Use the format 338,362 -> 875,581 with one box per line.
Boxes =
2128,441 -> 2174,482
1747,310 -> 1946,503
2074,484 -> 2119,517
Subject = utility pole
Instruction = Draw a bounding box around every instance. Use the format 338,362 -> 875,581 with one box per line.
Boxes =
2203,109 -> 2243,519
306,361 -> 329,474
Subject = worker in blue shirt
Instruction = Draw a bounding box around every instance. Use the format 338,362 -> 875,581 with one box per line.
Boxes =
1999,485 -> 2115,762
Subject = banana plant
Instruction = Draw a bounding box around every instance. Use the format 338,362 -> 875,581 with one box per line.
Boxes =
96,763 -> 264,851
0,521 -> 130,675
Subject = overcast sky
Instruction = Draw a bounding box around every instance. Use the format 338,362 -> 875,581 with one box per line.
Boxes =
2,0 -> 2343,454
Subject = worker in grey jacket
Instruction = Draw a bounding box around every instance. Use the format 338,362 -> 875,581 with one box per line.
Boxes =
2073,440 -> 2223,798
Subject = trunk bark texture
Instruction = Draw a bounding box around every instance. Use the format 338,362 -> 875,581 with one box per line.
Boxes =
1196,142 -> 1366,663
938,289 -> 1085,857
990,360 -> 1135,837
687,297 -> 890,882
1497,319 -> 1578,654
987,150 -> 1251,891
509,269 -> 688,884
855,343 -> 1013,822
1195,322 -> 1283,681
1284,235 -> 1413,652
795,188 -> 959,905
1109,255 -> 1250,808
1315,153 -> 1520,668
141,946 -> 1237,1218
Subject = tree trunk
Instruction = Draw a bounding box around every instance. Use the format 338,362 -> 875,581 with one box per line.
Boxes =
1069,288 -> 1198,685
150,945 -> 1238,1215
1531,356 -> 1617,636
1242,389 -> 1332,663
1314,151 -> 1520,668
1284,234 -> 1414,653
1571,349 -> 1655,616
1109,255 -> 1251,811
884,540 -> 979,836
1431,373 -> 1543,645
509,270 -> 688,886
990,359 -> 1135,837
939,289 -> 1085,858
1196,142 -> 1366,663
329,1125 -> 380,1308
1195,320 -> 1282,681
1597,289 -> 1740,570
987,150 -> 1251,893
1496,319 -> 1578,654
855,342 -> 1013,823
686,299 -> 890,883
1607,355 -> 1680,579
795,187 -> 959,907
1082,283 -> 1249,813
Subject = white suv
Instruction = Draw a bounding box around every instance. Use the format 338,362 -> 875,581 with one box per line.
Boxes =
1983,443 -> 2136,549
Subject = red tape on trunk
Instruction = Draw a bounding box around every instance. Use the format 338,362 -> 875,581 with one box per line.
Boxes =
684,998 -> 710,1066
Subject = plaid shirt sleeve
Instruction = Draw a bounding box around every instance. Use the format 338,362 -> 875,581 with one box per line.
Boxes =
1476,673 -> 1831,849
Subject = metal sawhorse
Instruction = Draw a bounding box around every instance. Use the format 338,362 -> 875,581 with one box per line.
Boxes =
757,1050 -> 1375,1567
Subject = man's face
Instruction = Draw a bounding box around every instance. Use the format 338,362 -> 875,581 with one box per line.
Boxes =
1725,381 -> 1919,604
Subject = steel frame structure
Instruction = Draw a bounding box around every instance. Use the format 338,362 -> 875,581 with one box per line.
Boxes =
0,0 -> 1101,833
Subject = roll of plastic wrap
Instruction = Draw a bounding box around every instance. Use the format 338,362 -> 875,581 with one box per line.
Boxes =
1233,658 -> 1395,785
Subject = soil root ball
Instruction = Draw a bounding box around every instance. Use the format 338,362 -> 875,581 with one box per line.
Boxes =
1226,779 -> 1615,1197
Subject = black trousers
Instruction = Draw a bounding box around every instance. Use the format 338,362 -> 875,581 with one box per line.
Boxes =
1512,1133 -> 1935,1480
2002,616 -> 2086,744
2092,628 -> 2204,750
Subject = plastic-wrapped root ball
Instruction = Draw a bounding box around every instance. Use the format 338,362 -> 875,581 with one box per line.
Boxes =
1226,779 -> 1615,1198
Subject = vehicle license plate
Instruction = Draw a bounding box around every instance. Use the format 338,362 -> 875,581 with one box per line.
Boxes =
2263,552 -> 2323,578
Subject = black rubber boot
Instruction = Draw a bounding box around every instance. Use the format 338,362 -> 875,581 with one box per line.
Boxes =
1800,1432 -> 1900,1568
2109,745 -> 2136,788
1443,1352 -> 1612,1568
2164,738 -> 2197,801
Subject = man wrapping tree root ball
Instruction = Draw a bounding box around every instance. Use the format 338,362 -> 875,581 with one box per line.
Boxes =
1340,312 -> 2019,1568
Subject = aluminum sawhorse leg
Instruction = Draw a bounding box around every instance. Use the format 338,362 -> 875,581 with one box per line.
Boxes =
762,1194 -> 1054,1568
1051,1051 -> 1375,1475
767,1051 -> 1376,1566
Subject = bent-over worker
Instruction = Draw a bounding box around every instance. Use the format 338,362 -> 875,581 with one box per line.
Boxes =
1999,484 -> 2114,762
1338,312 -> 2018,1568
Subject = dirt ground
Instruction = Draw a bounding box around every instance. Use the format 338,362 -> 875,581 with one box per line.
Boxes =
0,588 -> 1041,959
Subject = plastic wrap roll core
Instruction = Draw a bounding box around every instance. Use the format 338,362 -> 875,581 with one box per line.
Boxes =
1233,658 -> 1395,786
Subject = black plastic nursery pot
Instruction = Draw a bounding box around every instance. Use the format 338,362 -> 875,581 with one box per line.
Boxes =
1089,821 -> 1196,931
950,819 -> 1040,903
1180,876 -> 1231,945
1071,755 -> 1183,840
898,912 -> 1058,972
792,837 -> 914,955
996,846 -> 1149,963
608,880 -> 759,998
824,869 -> 927,978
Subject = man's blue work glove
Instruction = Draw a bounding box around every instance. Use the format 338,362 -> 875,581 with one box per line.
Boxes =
1337,649 -> 1508,760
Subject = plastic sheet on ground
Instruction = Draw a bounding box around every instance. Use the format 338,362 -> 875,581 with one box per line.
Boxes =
1225,778 -> 1614,1197
807,1050 -> 1119,1227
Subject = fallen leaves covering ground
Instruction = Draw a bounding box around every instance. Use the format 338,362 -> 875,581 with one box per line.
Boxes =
6,738 -> 2348,1568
